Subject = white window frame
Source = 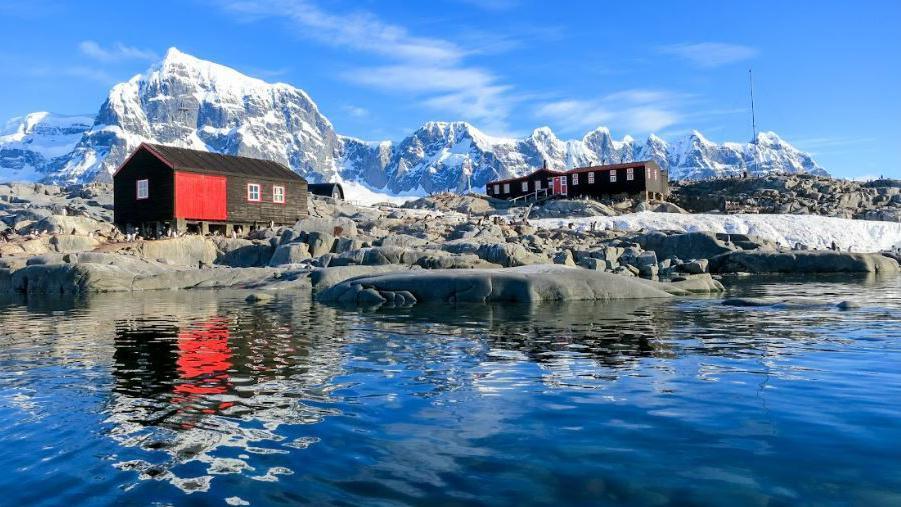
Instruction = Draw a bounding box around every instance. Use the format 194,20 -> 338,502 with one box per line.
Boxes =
521,181 -> 529,192
535,180 -> 542,190
627,168 -> 635,181
493,184 -> 500,194
247,183 -> 261,202
136,179 -> 149,200
572,173 -> 579,185
587,172 -> 595,184
610,171 -> 617,183
503,183 -> 510,194
273,185 -> 285,203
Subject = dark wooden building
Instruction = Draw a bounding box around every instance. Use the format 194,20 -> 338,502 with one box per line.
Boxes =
308,182 -> 345,201
113,143 -> 308,235
485,161 -> 668,203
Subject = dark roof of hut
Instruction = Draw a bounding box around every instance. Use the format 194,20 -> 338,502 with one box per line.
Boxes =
124,143 -> 306,181
308,182 -> 345,200
486,160 -> 660,185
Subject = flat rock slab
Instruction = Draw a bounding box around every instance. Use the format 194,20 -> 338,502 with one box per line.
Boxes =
710,251 -> 899,274
317,265 -> 673,307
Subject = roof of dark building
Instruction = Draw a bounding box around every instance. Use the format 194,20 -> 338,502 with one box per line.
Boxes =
308,182 -> 345,200
566,160 -> 659,175
488,167 -> 565,185
486,161 -> 659,185
122,143 -> 306,182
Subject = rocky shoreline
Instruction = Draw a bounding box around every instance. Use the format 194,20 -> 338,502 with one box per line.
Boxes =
1,181 -> 898,307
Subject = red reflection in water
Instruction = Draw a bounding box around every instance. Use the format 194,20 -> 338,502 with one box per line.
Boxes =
172,318 -> 235,418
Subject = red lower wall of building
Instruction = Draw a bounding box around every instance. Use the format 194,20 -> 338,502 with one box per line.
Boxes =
174,171 -> 228,220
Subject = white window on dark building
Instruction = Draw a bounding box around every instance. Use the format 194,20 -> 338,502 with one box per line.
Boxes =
610,171 -> 617,183
521,181 -> 529,192
627,168 -> 635,181
247,183 -> 261,202
273,185 -> 285,203
587,172 -> 595,184
503,183 -> 510,194
535,180 -> 542,190
136,179 -> 149,199
572,173 -> 579,185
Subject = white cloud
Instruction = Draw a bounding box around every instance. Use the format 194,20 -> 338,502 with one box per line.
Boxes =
78,41 -> 158,62
659,42 -> 757,68
342,105 -> 369,118
535,89 -> 681,135
26,64 -> 116,84
217,0 -> 517,133
221,0 -> 461,63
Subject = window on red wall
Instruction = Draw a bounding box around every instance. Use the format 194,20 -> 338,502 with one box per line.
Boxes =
273,185 -> 285,203
247,183 -> 261,202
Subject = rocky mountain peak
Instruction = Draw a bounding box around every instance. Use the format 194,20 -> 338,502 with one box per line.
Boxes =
1,48 -> 829,190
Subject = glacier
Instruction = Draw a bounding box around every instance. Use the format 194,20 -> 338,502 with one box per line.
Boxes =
1,47 -> 828,195
530,212 -> 901,253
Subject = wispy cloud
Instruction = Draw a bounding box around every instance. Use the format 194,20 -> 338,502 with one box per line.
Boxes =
25,64 -> 117,84
217,0 -> 518,134
659,42 -> 758,68
535,89 -> 684,135
78,41 -> 158,62
342,105 -> 369,118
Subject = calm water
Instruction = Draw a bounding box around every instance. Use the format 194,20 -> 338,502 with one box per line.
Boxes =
0,275 -> 899,506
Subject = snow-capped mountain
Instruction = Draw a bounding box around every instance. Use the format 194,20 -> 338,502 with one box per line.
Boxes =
0,47 -> 827,192
52,48 -> 343,183
0,112 -> 93,181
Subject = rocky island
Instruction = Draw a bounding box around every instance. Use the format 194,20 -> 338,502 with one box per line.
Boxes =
2,176 -> 898,309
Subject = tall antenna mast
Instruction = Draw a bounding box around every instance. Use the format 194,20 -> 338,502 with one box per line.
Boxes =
749,68 -> 758,143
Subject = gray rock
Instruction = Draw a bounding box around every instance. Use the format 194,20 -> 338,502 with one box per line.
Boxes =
636,231 -> 735,260
245,292 -> 274,303
214,238 -> 274,267
682,259 -> 709,274
378,234 -> 429,249
268,243 -> 311,266
474,242 -> 546,267
669,273 -> 724,293
723,298 -> 778,307
837,300 -> 861,310
317,265 -> 673,306
18,215 -> 115,236
137,237 -> 218,267
49,234 -> 100,253
310,265 -> 420,290
293,216 -> 358,237
305,231 -> 336,257
709,251 -> 900,274
553,250 -> 576,266
334,237 -> 365,254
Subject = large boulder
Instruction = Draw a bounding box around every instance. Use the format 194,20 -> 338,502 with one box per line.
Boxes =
6,256 -> 287,294
669,274 -> 725,293
19,215 -> 115,236
214,238 -> 274,267
305,231 -> 337,257
293,216 -> 358,237
136,237 -> 218,267
317,264 -> 673,306
709,251 -> 900,274
310,265 -> 420,290
269,243 -> 312,266
635,231 -> 735,261
473,242 -> 547,267
49,234 -> 100,253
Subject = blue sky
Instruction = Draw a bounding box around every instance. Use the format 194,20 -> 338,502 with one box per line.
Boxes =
1,0 -> 898,178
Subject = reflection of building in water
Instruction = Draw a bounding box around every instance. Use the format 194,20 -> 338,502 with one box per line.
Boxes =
105,294 -> 352,493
